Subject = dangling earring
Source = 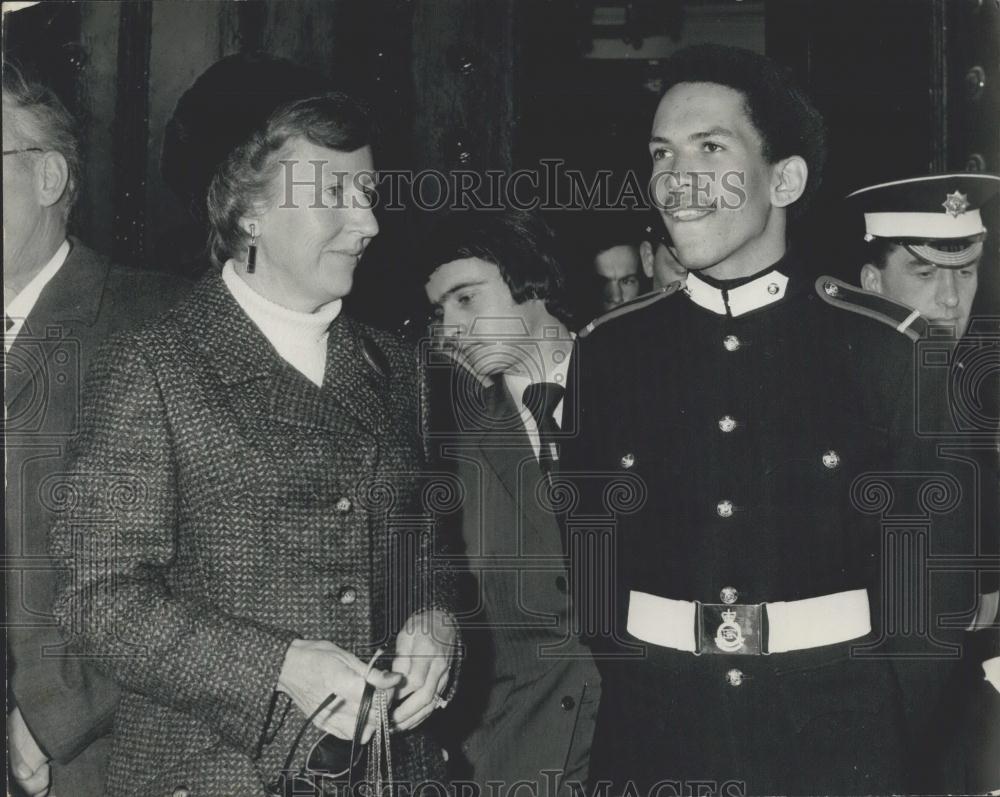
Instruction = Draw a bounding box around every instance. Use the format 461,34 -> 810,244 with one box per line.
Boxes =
246,223 -> 258,273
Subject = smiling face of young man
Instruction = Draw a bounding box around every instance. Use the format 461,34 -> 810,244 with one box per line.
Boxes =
648,81 -> 807,281
425,256 -> 560,380
861,244 -> 979,337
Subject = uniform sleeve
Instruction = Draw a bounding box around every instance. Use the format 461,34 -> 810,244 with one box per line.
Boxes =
880,335 -> 987,788
49,338 -> 298,758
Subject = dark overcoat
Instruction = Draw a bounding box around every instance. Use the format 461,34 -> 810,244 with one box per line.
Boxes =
5,239 -> 188,797
50,271 -> 456,796
432,368 -> 601,794
560,257 -> 979,795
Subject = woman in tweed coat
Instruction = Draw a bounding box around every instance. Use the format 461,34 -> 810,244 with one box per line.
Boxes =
51,94 -> 458,796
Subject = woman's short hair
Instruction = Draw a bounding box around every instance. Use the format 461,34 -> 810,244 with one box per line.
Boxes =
1,61 -> 81,213
424,209 -> 573,325
207,91 -> 373,267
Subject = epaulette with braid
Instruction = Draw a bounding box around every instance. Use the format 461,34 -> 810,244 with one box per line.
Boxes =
578,281 -> 683,338
815,276 -> 928,341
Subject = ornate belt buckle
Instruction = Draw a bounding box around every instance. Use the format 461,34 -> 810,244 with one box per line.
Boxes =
697,603 -> 762,655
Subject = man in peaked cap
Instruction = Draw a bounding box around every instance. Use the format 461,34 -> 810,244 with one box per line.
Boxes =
851,173 -> 1000,791
851,173 -> 1000,339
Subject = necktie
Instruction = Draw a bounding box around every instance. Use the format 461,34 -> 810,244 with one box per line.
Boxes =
523,381 -> 565,475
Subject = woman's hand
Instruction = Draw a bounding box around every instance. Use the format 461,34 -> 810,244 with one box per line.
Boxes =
277,640 -> 401,741
390,609 -> 457,731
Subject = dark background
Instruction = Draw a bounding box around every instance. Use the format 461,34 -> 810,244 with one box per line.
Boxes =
3,0 -> 998,330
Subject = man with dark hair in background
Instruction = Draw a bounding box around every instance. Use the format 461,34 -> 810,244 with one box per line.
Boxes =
4,63 -> 187,797
423,210 -> 601,796
585,213 -> 649,315
562,44 -> 980,794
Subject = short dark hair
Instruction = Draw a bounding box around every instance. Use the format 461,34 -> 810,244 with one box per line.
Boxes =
861,238 -> 895,270
424,210 -> 572,325
659,44 -> 827,216
2,60 -> 81,213
207,92 -> 373,267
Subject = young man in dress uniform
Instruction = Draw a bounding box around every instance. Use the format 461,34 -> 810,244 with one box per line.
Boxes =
560,44 -> 981,795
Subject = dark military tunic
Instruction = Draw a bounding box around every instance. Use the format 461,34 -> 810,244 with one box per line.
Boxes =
561,254 -> 976,795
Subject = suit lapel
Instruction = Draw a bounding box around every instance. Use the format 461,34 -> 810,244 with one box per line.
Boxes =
478,378 -> 534,499
5,239 -> 109,409
477,378 -> 562,556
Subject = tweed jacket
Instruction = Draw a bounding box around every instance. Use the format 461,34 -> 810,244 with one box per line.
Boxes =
5,238 -> 188,797
50,271 -> 457,797
430,362 -> 601,791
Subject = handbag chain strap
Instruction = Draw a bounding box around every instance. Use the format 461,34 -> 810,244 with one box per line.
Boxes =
366,687 -> 393,793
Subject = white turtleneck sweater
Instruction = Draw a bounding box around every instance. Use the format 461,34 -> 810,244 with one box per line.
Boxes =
221,261 -> 342,387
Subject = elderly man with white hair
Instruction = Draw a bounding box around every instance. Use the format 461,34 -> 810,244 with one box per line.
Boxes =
4,62 -> 187,797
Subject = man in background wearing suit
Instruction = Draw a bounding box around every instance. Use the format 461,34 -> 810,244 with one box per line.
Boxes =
4,64 -> 187,797
423,210 -> 601,796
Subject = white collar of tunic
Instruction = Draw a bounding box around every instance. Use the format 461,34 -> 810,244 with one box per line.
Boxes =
684,268 -> 789,317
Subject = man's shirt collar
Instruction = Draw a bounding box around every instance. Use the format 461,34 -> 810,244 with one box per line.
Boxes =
4,239 -> 71,351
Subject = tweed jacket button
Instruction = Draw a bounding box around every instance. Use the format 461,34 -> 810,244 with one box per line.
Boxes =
716,499 -> 734,518
720,586 -> 739,604
821,450 -> 841,469
335,497 -> 353,514
725,668 -> 744,687
560,695 -> 576,711
718,415 -> 737,433
338,587 -> 358,605
172,788 -> 191,797
723,335 -> 741,352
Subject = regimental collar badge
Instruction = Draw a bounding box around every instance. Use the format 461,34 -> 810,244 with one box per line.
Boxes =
942,190 -> 970,217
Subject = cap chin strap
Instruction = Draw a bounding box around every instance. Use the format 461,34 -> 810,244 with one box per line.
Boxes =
904,240 -> 983,268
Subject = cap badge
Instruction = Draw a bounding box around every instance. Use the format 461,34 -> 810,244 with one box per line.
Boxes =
942,190 -> 970,217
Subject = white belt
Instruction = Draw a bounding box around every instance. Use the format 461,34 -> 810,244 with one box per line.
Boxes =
626,588 -> 871,655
